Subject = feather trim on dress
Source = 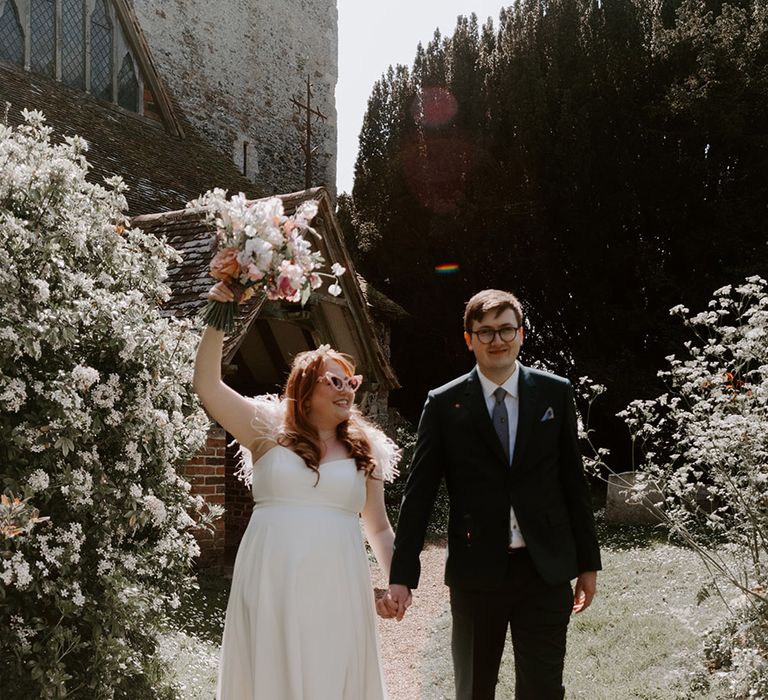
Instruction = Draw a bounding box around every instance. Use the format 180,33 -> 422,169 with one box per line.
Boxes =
235,394 -> 286,488
235,394 -> 400,488
364,423 -> 401,482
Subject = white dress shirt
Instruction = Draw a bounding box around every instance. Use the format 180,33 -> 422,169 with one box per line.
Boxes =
477,364 -> 527,549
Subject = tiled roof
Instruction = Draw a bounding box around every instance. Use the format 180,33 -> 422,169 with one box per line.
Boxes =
0,63 -> 261,215
130,207 -> 215,317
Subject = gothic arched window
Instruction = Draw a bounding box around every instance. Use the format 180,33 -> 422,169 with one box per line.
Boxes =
0,0 -> 151,117
117,51 -> 138,111
0,0 -> 24,66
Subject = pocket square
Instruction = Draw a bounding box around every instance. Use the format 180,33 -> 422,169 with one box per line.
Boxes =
540,407 -> 555,422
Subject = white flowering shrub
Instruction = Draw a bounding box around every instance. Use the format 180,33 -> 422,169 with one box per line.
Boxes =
703,598 -> 768,700
581,276 -> 768,696
0,110 -> 214,698
620,278 -> 767,575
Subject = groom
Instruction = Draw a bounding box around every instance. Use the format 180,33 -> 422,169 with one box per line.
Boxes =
385,289 -> 602,700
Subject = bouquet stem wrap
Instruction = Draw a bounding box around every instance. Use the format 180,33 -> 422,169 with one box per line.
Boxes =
201,282 -> 247,334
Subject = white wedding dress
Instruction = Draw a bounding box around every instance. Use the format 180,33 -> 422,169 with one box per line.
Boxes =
216,439 -> 389,700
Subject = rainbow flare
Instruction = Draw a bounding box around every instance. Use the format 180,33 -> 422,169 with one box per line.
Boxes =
434,264 -> 460,274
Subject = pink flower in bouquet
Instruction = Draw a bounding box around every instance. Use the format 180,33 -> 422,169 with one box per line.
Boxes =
276,260 -> 305,301
283,219 -> 297,235
210,248 -> 240,282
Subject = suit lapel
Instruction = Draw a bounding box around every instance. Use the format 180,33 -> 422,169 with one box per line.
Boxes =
511,364 -> 536,472
464,367 -> 510,466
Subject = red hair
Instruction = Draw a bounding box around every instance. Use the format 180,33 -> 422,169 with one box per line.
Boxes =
279,347 -> 376,484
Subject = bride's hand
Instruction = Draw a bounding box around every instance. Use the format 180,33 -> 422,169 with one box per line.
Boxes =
207,281 -> 236,303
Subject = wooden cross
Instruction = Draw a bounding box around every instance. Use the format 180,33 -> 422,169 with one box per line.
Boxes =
290,75 -> 328,190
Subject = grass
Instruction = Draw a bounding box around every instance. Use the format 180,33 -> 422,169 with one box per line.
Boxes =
159,575 -> 229,700
161,520 -> 736,699
417,519 -> 734,699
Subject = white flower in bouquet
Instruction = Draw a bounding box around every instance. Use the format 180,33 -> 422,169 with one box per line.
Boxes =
242,236 -> 273,273
187,191 -> 347,332
272,260 -> 307,302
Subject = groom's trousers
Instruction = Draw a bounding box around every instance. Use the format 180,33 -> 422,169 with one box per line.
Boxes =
450,548 -> 573,700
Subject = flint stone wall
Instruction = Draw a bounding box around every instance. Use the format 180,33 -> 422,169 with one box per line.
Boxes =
131,0 -> 338,198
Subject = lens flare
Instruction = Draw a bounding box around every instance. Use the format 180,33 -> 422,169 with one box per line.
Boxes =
411,86 -> 459,128
435,264 -> 460,274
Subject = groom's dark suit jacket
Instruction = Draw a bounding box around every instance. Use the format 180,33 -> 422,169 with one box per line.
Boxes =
390,364 -> 602,591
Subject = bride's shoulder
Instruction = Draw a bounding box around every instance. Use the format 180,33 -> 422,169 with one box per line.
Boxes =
234,395 -> 287,488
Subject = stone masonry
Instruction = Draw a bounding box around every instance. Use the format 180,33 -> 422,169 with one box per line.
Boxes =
130,0 -> 338,197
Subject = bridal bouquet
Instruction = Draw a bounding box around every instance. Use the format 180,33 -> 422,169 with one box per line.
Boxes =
188,190 -> 345,333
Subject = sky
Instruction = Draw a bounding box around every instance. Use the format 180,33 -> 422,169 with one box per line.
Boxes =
336,1 -> 507,194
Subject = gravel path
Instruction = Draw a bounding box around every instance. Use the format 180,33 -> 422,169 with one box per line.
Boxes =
371,540 -> 449,700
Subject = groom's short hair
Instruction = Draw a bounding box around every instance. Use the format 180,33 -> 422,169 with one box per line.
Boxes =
464,289 -> 523,331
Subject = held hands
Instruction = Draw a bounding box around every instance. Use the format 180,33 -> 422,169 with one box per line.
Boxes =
375,574 -> 596,619
374,589 -> 393,620
572,571 -> 598,614
374,584 -> 412,621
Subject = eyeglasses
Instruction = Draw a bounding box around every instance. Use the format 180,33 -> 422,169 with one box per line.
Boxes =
470,326 -> 520,344
319,372 -> 363,393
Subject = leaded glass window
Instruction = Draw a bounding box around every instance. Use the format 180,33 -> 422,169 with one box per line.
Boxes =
0,0 -> 24,66
2,0 -> 149,117
90,0 -> 113,101
61,0 -> 84,89
117,52 -> 138,111
30,0 -> 56,76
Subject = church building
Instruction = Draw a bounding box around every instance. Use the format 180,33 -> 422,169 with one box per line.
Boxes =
0,0 -> 402,567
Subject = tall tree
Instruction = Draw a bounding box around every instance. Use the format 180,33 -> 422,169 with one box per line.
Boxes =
350,0 -> 768,448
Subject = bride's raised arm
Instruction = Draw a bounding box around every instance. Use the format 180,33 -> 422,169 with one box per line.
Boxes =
193,283 -> 268,452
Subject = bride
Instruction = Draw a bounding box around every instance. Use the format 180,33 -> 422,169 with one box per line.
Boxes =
193,281 -> 407,699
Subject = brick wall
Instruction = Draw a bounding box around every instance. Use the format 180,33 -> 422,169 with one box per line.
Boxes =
180,426 -> 227,569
